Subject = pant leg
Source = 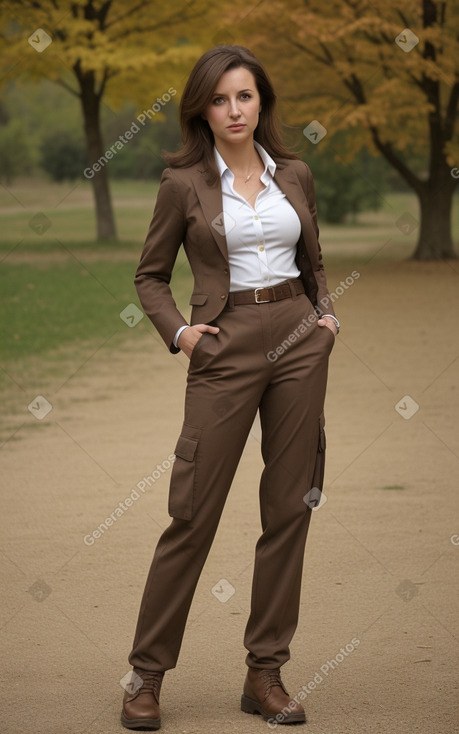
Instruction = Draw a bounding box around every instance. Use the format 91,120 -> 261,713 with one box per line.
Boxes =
243,294 -> 334,668
129,305 -> 271,672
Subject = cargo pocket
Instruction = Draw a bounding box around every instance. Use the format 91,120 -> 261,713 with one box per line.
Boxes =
168,424 -> 202,521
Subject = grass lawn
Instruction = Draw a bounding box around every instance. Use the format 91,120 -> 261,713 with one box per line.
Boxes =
0,178 -> 160,248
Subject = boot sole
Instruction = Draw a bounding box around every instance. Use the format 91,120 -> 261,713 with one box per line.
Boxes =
241,694 -> 306,724
120,712 -> 161,730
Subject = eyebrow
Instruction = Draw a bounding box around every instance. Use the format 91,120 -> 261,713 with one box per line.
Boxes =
212,88 -> 254,96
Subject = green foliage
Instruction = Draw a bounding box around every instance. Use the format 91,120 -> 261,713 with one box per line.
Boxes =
0,79 -> 85,182
0,80 -> 181,182
303,136 -> 389,223
0,118 -> 36,183
103,101 -> 181,180
40,130 -> 87,181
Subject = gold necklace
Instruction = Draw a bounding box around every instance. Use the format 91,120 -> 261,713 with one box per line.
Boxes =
233,166 -> 259,183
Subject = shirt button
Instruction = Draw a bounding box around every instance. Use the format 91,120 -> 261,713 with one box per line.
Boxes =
258,245 -> 265,252
253,215 -> 259,220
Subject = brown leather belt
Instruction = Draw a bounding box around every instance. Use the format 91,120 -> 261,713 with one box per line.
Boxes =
227,278 -> 305,306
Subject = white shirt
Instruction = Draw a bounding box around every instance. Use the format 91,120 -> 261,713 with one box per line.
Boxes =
216,141 -> 301,291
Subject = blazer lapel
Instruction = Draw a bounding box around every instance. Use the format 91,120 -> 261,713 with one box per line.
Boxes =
191,169 -> 229,261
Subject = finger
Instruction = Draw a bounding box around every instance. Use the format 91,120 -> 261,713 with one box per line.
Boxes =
196,324 -> 220,334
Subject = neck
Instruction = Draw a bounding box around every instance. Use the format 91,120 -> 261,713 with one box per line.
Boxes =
215,137 -> 260,174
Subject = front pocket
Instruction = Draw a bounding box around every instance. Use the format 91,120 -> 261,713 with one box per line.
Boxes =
168,424 -> 202,520
189,333 -> 207,367
188,331 -> 220,371
321,324 -> 336,350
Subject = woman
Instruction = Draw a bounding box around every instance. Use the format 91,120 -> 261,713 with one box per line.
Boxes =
122,45 -> 339,730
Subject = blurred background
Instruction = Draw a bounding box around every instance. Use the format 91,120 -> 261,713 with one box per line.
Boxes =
1,3 -> 458,734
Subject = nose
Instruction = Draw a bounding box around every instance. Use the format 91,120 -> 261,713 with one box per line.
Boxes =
229,98 -> 241,118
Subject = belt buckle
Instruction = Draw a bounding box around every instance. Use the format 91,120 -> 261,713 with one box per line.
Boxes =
254,287 -> 271,304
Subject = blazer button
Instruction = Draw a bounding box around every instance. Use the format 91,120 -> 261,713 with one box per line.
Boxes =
220,294 -> 226,300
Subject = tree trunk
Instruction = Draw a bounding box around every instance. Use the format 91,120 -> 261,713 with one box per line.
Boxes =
413,178 -> 456,260
79,76 -> 117,240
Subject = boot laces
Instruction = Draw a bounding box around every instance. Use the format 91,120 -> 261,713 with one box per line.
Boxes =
259,668 -> 285,695
135,671 -> 163,701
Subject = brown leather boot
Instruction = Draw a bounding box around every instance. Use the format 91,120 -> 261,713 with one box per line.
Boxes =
241,667 -> 306,724
121,669 -> 164,730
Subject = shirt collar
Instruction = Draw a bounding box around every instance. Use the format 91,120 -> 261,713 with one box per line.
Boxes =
214,141 -> 276,180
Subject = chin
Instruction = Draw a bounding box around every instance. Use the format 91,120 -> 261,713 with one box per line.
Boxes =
225,131 -> 252,142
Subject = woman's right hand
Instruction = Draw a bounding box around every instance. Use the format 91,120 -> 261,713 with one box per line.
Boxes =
177,324 -> 220,359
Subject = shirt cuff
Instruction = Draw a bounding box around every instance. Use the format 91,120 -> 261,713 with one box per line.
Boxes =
321,314 -> 340,333
173,324 -> 190,349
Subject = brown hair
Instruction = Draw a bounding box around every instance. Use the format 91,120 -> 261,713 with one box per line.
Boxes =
164,45 -> 297,182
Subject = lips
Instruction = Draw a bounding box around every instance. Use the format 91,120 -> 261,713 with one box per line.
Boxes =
227,124 -> 245,130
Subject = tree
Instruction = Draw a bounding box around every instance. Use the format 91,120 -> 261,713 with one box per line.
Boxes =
1,1 -> 207,239
223,0 -> 458,259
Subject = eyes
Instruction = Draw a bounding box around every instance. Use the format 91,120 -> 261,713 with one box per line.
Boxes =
212,92 -> 253,105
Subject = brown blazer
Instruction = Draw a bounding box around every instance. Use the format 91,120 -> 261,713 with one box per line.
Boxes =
134,157 -> 336,353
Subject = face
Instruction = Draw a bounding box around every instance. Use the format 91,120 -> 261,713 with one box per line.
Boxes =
202,66 -> 262,148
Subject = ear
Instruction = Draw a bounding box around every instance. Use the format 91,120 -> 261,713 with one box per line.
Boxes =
201,112 -> 207,120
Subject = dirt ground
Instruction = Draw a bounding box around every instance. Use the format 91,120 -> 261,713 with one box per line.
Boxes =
1,257 -> 458,734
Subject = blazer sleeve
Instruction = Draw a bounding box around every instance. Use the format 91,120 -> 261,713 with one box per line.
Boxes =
299,162 -> 336,317
134,168 -> 189,353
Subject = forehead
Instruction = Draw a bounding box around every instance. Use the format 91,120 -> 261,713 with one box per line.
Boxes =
213,66 -> 257,92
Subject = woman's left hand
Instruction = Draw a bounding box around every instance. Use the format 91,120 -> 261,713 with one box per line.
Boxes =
317,316 -> 338,336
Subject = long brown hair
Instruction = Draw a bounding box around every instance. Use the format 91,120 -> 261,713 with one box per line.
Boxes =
164,45 -> 297,183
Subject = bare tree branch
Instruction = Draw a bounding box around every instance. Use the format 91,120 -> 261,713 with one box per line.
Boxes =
284,36 -> 335,67
56,77 -> 80,97
368,125 -> 423,192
